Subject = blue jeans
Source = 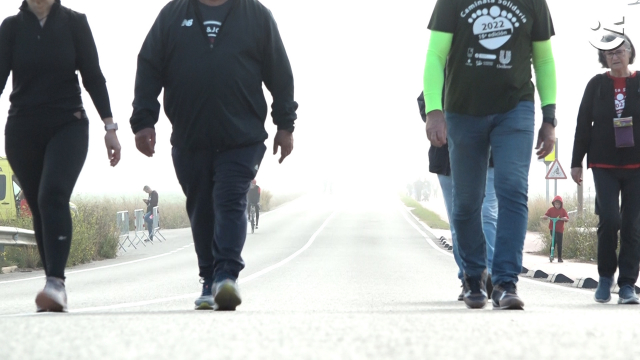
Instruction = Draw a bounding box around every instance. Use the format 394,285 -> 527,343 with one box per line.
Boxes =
438,167 -> 498,281
144,211 -> 153,237
446,101 -> 534,286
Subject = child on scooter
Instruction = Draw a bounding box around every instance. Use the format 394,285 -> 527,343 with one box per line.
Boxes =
541,196 -> 570,262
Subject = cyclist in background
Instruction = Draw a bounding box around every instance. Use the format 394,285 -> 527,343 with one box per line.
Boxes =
247,180 -> 261,229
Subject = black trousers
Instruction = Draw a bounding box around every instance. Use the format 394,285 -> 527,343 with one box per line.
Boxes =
172,143 -> 266,283
549,230 -> 563,259
247,202 -> 260,226
5,116 -> 88,279
593,168 -> 640,286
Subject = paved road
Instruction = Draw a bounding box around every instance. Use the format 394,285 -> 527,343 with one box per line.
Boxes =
0,193 -> 638,359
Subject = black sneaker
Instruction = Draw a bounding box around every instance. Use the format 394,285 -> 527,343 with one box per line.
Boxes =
491,282 -> 525,310
458,281 -> 467,301
463,270 -> 488,309
35,277 -> 67,312
194,278 -> 214,310
214,279 -> 242,311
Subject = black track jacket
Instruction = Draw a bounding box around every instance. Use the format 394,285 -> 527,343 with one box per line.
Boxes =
130,0 -> 298,150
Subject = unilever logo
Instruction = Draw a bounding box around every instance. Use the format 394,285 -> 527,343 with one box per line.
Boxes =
590,1 -> 640,51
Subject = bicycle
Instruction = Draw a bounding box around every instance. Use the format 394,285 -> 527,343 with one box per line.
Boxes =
248,203 -> 256,234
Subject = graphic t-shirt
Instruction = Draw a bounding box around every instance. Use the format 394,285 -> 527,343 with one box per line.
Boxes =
198,0 -> 234,45
428,0 -> 555,116
609,71 -> 637,118
545,207 -> 568,233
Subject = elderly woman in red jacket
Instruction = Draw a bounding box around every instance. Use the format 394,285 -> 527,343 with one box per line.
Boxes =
571,34 -> 640,305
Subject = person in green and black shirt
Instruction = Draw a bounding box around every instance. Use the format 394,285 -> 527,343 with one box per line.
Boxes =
423,0 -> 557,310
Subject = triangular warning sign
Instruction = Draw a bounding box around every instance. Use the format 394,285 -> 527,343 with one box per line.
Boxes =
545,160 -> 567,180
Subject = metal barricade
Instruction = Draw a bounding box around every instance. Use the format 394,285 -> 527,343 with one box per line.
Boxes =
151,206 -> 166,242
116,211 -> 135,251
132,209 -> 150,246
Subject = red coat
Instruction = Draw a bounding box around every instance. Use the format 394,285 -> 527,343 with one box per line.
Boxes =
545,196 -> 569,233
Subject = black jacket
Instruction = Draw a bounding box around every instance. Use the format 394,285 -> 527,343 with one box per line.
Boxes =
130,0 -> 298,150
418,91 -> 450,176
417,92 -> 492,176
146,191 -> 159,213
572,73 -> 640,168
0,0 -> 112,121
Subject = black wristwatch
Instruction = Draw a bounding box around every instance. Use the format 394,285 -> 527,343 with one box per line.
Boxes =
542,117 -> 557,127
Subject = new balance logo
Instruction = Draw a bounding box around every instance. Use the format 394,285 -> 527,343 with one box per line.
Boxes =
182,19 -> 194,27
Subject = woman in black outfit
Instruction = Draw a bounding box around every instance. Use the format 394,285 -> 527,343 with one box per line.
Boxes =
572,34 -> 640,305
0,0 -> 121,312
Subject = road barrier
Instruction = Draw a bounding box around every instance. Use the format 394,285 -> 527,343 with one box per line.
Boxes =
132,209 -> 150,246
151,206 -> 166,242
0,226 -> 37,262
116,211 -> 136,252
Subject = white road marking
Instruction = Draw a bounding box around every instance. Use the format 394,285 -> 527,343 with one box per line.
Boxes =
0,244 -> 193,285
2,209 -> 337,316
399,203 -> 593,295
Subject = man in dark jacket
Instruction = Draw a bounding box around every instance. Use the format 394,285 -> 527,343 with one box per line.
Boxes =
143,186 -> 159,241
130,0 -> 298,311
247,179 -> 261,228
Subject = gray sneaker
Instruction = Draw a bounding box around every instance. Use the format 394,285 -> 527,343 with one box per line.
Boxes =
35,277 -> 67,312
618,285 -> 640,305
194,278 -> 214,310
214,279 -> 242,311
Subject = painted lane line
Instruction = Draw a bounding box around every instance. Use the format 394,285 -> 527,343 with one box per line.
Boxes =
50,209 -> 337,314
239,210 -> 337,284
398,204 -> 593,295
0,246 -> 191,285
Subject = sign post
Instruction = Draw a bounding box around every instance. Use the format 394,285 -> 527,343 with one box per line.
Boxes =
544,139 -> 557,203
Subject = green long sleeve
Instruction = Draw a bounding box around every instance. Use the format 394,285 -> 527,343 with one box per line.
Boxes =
423,31 -> 452,114
532,40 -> 557,115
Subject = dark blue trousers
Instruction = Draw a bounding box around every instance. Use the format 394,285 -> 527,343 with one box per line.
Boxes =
172,143 -> 266,282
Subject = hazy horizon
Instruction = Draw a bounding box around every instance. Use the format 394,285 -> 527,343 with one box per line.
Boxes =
0,0 -> 637,200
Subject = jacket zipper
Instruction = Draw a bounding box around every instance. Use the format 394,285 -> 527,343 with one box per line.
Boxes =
190,0 -> 237,51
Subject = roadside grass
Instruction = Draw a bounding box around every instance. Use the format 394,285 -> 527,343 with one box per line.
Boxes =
400,195 -> 450,230
531,193 -> 599,262
0,189 -> 298,271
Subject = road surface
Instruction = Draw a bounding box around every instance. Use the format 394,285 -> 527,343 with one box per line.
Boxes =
0,193 -> 637,359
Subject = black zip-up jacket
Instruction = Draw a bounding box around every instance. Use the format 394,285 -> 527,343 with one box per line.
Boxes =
130,0 -> 298,150
0,0 -> 112,120
572,73 -> 640,168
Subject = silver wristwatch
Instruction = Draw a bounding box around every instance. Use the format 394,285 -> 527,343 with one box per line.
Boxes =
105,123 -> 118,131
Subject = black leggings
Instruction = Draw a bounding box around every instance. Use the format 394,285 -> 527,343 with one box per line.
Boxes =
5,118 -> 89,279
550,230 -> 563,259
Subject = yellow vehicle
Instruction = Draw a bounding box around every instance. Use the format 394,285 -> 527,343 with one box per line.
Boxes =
0,157 -> 78,220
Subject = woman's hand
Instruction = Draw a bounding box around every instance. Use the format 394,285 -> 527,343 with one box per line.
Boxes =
105,131 -> 121,167
571,167 -> 583,185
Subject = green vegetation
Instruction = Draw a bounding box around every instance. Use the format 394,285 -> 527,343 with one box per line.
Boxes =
400,195 -> 450,230
0,189 -> 299,271
529,194 -> 598,262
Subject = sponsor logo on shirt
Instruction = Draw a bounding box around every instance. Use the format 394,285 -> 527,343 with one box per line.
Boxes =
182,19 -> 194,27
497,50 -> 512,69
